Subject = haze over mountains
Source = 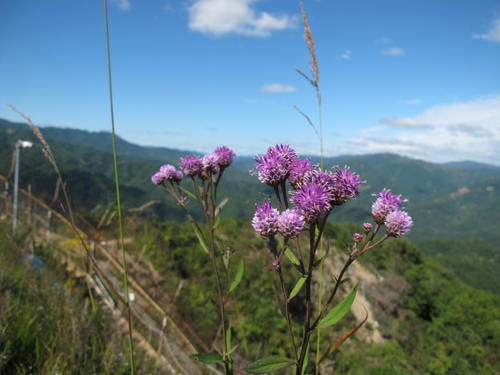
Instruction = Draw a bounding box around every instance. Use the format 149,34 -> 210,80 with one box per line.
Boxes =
2,117 -> 500,294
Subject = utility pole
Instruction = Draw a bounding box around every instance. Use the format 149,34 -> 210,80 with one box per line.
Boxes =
13,139 -> 33,236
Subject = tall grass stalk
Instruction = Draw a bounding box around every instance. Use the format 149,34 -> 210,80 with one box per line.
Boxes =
294,4 -> 325,373
102,0 -> 136,373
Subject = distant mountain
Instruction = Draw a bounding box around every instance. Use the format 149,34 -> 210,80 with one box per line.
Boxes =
2,116 -> 500,239
2,117 -> 500,294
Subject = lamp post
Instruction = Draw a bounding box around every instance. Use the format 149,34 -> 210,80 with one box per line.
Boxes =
13,139 -> 33,236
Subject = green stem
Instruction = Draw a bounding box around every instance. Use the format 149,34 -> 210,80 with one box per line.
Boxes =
103,1 -> 135,373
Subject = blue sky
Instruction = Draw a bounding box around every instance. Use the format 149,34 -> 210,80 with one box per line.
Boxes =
1,0 -> 500,165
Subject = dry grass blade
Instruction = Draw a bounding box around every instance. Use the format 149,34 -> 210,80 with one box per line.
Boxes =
5,103 -> 58,169
295,2 -> 320,93
293,104 -> 320,140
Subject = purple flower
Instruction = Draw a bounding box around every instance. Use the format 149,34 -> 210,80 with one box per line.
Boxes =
151,172 -> 165,185
363,223 -> 372,233
269,144 -> 297,167
372,189 -> 408,224
277,209 -> 305,238
331,168 -> 363,205
202,154 -> 220,175
252,201 -> 280,237
180,155 -> 203,177
252,144 -> 298,186
173,170 -> 183,183
289,158 -> 316,188
291,181 -> 331,224
160,164 -> 177,180
353,233 -> 363,243
214,146 -> 236,168
253,151 -> 288,186
385,210 -> 413,238
153,164 -> 183,185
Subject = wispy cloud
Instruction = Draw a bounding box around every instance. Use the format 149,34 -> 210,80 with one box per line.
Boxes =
188,0 -> 297,37
260,83 -> 297,93
379,117 -> 434,130
374,37 -> 392,44
338,49 -> 352,60
381,47 -> 405,56
340,96 -> 500,165
473,18 -> 500,42
110,0 -> 131,11
401,99 -> 422,105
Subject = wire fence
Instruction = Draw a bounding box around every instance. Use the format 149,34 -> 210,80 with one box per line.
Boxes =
0,174 -> 222,375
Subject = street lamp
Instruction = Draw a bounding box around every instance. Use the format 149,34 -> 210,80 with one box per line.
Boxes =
13,139 -> 33,236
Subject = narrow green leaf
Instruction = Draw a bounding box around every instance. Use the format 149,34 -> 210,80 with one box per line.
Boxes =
190,353 -> 223,364
227,344 -> 239,356
228,258 -> 244,296
313,255 -> 326,268
317,285 -> 358,329
339,278 -> 350,286
214,207 -> 222,228
300,342 -> 310,375
243,356 -> 296,374
178,185 -> 198,200
289,272 -> 309,300
285,248 -> 303,273
318,305 -> 369,365
190,222 -> 209,253
226,325 -> 232,354
285,248 -> 300,267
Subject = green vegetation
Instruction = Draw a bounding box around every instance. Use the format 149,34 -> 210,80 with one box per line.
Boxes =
2,117 -> 500,373
0,225 -> 160,374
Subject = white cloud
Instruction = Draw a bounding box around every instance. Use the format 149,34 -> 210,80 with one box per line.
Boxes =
338,49 -> 352,60
341,96 -> 500,165
381,47 -> 405,56
260,83 -> 297,93
110,0 -> 130,11
473,18 -> 500,42
188,0 -> 297,37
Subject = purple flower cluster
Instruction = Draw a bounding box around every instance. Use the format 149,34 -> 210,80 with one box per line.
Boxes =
371,189 -> 412,237
371,189 -> 408,224
252,201 -> 280,237
253,144 -> 298,186
291,182 -> 331,224
153,146 -> 236,184
385,210 -> 413,238
252,202 -> 305,239
252,144 -> 364,227
151,164 -> 183,185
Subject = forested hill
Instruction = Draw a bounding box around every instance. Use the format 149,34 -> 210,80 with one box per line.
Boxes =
2,117 -> 500,294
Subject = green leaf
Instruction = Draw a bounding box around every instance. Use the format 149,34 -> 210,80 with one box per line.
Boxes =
285,248 -> 303,273
313,255 -> 326,268
189,353 -> 223,364
289,272 -> 309,300
214,207 -> 222,228
300,342 -> 310,375
190,222 -> 209,253
228,259 -> 244,296
178,185 -> 198,200
226,325 -> 232,354
317,284 -> 358,329
318,305 -> 369,365
243,356 -> 296,374
227,344 -> 239,356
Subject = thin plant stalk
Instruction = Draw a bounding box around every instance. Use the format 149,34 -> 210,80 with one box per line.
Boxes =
103,1 -> 136,373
